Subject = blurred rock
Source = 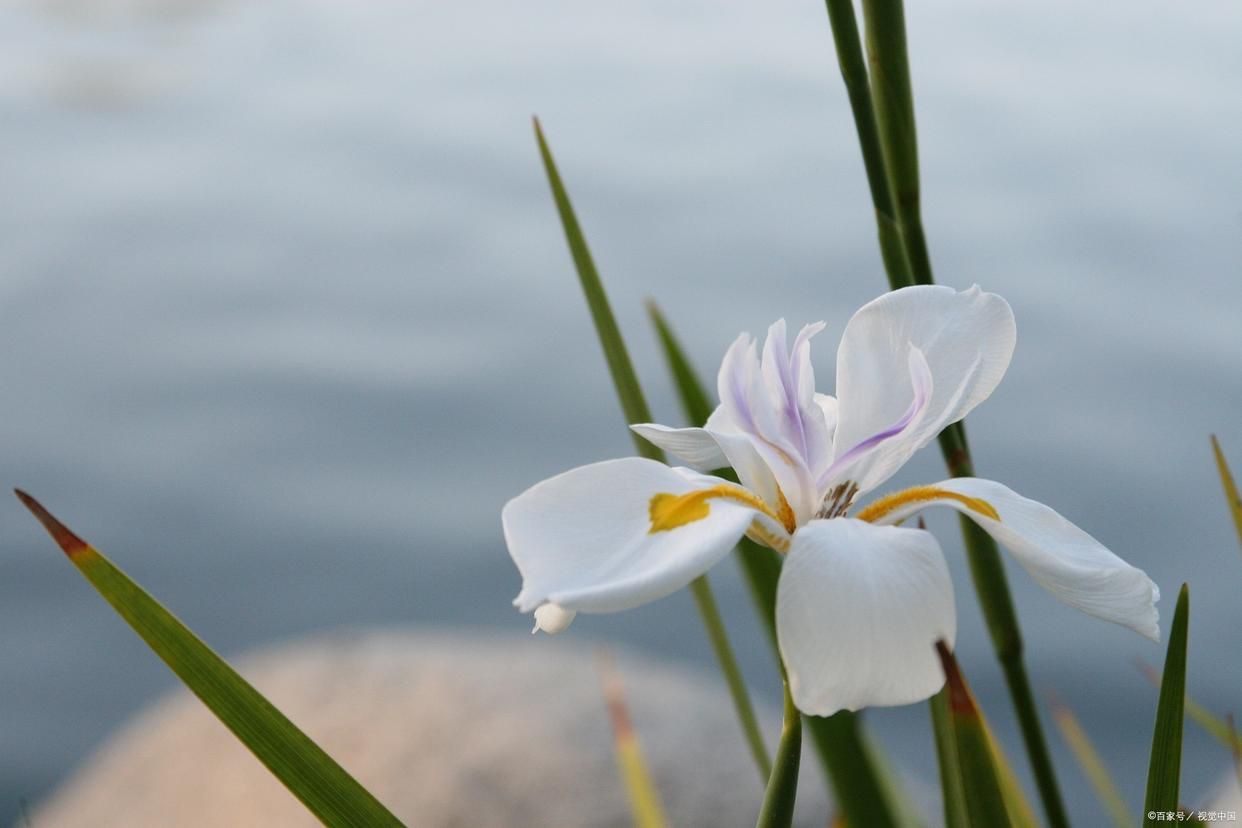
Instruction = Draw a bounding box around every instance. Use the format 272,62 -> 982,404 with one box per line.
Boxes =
29,628 -> 840,827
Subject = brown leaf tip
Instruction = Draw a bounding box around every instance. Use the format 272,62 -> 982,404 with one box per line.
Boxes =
935,640 -> 976,717
14,490 -> 91,558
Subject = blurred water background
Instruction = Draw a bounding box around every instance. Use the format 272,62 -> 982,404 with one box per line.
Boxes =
1,0 -> 1240,823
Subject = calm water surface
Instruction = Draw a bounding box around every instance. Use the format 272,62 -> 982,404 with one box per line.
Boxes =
1,0 -> 1240,822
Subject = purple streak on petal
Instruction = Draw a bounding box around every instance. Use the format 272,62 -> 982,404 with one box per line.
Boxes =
817,347 -> 931,490
719,334 -> 760,435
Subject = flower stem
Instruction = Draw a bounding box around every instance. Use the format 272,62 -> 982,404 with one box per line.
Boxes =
533,117 -> 772,784
689,577 -> 773,780
818,3 -> 1069,825
755,681 -> 802,828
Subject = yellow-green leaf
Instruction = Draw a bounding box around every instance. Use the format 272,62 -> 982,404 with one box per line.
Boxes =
1050,696 -> 1133,828
1211,435 -> 1242,549
599,656 -> 669,828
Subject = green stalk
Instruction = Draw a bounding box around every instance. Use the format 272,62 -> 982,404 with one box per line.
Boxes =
822,0 -> 911,282
857,0 -> 934,285
690,574 -> 772,779
819,1 -> 1068,822
646,299 -> 901,828
755,682 -> 802,828
930,688 -> 968,828
533,118 -> 771,783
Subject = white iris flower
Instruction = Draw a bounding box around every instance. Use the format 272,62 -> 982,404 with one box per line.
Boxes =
502,285 -> 1159,716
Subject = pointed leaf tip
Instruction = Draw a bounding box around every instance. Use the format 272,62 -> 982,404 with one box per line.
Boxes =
934,640 -> 974,717
14,490 -> 91,559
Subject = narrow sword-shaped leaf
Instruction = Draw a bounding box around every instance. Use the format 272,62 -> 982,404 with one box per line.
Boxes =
1144,584 -> 1190,825
533,119 -> 771,783
935,642 -> 1013,828
599,654 -> 670,828
1211,435 -> 1242,549
15,490 -> 404,828
755,682 -> 802,828
1050,695 -> 1133,828
646,298 -> 903,828
817,1 -> 1068,821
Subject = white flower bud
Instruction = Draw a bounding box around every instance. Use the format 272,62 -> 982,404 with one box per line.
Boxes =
531,603 -> 576,635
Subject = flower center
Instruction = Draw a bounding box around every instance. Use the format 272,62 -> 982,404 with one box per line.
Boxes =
855,485 -> 1000,524
817,481 -> 860,519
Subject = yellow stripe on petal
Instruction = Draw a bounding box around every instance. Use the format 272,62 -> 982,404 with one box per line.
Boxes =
649,485 -> 791,534
856,485 -> 1000,524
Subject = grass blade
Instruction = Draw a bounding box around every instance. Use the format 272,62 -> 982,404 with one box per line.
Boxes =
756,682 -> 802,828
935,642 -> 1013,827
1211,435 -> 1242,549
646,298 -> 904,828
533,119 -> 771,783
600,654 -> 670,828
1144,584 -> 1190,825
1050,695 -> 1133,828
532,117 -> 651,449
15,490 -> 404,828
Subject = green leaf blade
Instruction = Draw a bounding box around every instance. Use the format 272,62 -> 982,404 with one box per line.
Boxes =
15,490 -> 404,828
1144,584 -> 1190,825
533,124 -> 773,784
935,642 -> 1013,828
533,116 -> 655,453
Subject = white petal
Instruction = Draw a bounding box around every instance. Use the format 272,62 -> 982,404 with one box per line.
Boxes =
865,478 -> 1161,640
532,603 -> 577,634
714,324 -> 829,524
504,458 -> 784,615
831,285 -> 1016,493
630,423 -> 728,471
813,393 -> 838,441
776,518 -> 956,716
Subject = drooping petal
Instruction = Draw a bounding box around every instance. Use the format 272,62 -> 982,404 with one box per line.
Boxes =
859,477 -> 1161,640
504,457 -> 788,615
776,518 -> 956,716
830,285 -> 1016,493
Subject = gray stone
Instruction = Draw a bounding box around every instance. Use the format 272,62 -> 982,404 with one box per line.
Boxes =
30,628 -> 840,827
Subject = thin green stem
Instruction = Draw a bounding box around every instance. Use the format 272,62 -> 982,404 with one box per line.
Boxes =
822,0 -> 912,283
819,1 -> 1069,823
930,689 -> 968,828
689,577 -> 773,780
756,681 -> 802,828
858,0 -> 934,286
533,118 -> 771,784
